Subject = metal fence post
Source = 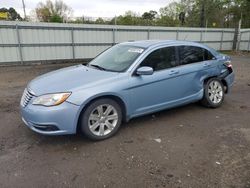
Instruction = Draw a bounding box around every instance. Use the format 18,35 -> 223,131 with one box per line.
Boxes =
112,28 -> 116,45
176,29 -> 179,40
200,30 -> 203,43
248,31 -> 250,52
16,24 -> 23,64
147,28 -> 150,40
71,27 -> 75,60
220,30 -> 224,51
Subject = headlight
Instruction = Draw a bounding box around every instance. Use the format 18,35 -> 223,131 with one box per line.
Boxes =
32,92 -> 71,106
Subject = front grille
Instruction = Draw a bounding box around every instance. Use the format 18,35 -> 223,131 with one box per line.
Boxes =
20,88 -> 34,107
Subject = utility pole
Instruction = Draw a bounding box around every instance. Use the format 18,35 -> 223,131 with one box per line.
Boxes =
233,12 -> 242,51
200,0 -> 205,27
22,0 -> 27,20
114,16 -> 117,25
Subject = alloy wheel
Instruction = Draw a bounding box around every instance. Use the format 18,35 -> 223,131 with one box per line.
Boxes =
208,80 -> 223,104
88,104 -> 118,136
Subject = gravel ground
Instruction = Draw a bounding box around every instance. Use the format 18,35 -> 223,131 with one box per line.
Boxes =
0,55 -> 249,188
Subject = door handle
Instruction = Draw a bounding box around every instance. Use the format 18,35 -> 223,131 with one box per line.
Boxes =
169,70 -> 179,75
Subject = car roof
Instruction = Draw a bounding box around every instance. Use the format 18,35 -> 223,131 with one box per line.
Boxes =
120,40 -> 219,56
121,40 -> 206,49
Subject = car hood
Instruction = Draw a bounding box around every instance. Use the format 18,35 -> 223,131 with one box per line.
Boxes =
28,65 -> 120,96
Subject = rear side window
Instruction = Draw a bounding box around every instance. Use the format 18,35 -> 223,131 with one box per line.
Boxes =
178,46 -> 214,65
204,49 -> 214,60
140,46 -> 176,71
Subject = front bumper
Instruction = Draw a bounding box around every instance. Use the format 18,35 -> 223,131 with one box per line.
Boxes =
20,101 -> 81,135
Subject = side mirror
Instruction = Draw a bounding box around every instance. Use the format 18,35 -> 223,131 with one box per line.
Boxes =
136,66 -> 153,75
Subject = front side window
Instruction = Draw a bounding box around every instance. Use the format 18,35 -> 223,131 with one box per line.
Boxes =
140,46 -> 176,71
89,45 -> 145,72
179,46 -> 214,65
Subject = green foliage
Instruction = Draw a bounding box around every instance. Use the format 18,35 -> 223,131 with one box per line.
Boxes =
35,0 -> 72,22
95,17 -> 105,24
35,0 -> 250,28
50,14 -> 63,22
142,10 -> 157,20
157,0 -> 250,28
0,7 -> 22,20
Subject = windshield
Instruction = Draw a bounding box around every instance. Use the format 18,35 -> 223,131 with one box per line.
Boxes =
88,45 -> 145,72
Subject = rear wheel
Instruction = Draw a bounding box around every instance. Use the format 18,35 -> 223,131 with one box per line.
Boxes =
80,98 -> 122,140
201,78 -> 225,108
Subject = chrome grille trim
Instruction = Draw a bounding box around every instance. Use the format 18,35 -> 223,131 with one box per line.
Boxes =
21,88 -> 34,107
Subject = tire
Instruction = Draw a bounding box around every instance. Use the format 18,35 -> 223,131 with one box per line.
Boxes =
201,78 -> 225,108
80,98 -> 122,141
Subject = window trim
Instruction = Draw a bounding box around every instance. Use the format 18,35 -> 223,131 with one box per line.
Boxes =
132,45 -> 179,76
176,45 -> 216,66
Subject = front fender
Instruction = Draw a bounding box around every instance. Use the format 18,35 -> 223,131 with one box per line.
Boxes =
67,90 -> 130,132
67,90 -> 128,106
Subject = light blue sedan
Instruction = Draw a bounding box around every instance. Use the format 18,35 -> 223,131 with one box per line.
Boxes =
20,40 -> 234,140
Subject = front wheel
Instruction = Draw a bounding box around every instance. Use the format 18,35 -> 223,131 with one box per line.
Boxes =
80,98 -> 122,140
201,78 -> 225,108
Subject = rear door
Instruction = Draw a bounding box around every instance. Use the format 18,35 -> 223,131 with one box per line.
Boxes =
175,45 -> 217,98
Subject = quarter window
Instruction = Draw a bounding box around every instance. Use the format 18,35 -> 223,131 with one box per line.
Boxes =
140,47 -> 176,71
204,49 -> 214,61
178,46 -> 214,65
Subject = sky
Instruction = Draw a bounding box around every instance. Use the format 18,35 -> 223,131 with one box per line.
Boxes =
1,0 -> 171,19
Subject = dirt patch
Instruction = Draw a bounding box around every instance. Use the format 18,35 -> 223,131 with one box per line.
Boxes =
0,56 -> 250,187
240,128 -> 250,142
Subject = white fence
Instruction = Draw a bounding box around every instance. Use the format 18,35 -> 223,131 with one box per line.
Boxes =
0,21 -> 249,64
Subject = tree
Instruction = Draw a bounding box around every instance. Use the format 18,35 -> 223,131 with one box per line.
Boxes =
66,0 -> 250,28
200,0 -> 206,27
35,0 -> 72,22
0,7 -> 22,20
113,11 -> 142,25
142,10 -> 157,20
158,2 -> 183,26
179,12 -> 185,25
9,8 -> 22,20
95,17 -> 105,24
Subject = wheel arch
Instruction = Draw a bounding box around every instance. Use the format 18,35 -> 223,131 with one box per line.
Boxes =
76,94 -> 127,133
221,79 -> 228,93
203,76 -> 228,93
203,76 -> 217,84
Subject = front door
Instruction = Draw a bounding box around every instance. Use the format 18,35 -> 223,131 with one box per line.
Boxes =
129,46 -> 187,117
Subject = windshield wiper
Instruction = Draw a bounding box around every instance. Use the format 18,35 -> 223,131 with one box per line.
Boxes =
88,64 -> 120,72
88,64 -> 107,71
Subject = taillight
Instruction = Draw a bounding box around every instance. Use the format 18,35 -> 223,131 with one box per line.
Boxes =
224,60 -> 233,73
224,61 -> 232,68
